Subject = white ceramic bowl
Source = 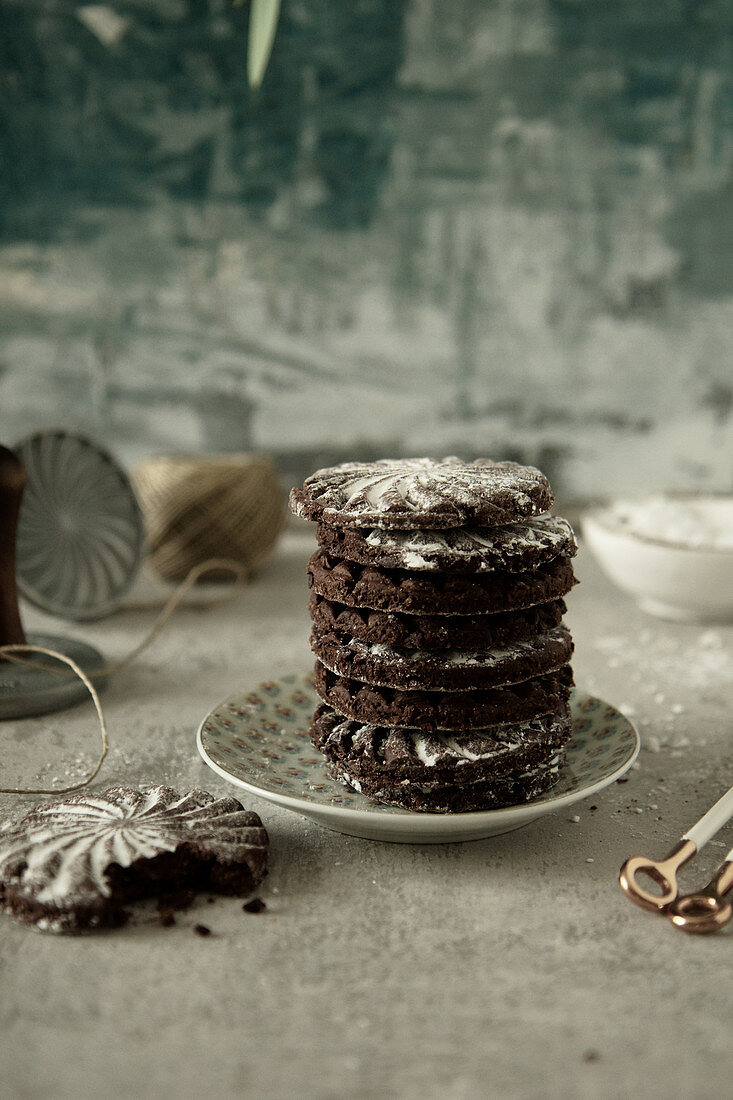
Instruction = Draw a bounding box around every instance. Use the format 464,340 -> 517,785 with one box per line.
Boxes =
582,495 -> 733,622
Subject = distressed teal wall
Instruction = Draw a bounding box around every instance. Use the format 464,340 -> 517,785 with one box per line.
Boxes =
1,0 -> 732,497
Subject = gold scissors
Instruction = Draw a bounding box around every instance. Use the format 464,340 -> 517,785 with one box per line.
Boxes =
619,786 -> 733,933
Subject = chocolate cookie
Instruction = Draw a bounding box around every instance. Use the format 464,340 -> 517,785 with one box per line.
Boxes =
316,515 -> 576,573
290,457 -> 553,530
311,702 -> 572,786
307,549 -> 577,615
313,661 -> 574,731
309,594 -> 568,650
326,753 -> 565,812
313,700 -> 571,812
0,786 -> 268,933
311,624 -> 574,692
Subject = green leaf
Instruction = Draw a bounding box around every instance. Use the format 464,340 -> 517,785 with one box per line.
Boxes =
248,0 -> 281,89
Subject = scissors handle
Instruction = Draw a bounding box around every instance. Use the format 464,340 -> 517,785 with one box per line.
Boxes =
619,838 -> 697,912
620,786 -> 733,915
685,788 -> 733,849
667,854 -> 733,934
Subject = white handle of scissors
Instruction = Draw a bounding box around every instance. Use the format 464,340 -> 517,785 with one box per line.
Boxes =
684,787 -> 733,850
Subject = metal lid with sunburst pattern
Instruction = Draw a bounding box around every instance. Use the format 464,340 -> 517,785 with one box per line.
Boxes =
14,431 -> 145,621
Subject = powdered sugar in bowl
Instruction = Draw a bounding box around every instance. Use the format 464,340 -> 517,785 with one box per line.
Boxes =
582,494 -> 733,622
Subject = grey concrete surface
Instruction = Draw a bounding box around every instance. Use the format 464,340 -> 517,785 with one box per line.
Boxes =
1,532 -> 732,1100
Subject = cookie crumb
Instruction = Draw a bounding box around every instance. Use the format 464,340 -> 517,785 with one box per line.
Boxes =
194,924 -> 212,937
158,889 -> 196,914
243,898 -> 267,914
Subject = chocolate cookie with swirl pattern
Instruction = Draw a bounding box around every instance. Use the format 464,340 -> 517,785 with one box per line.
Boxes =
316,514 -> 576,573
0,786 -> 268,933
290,457 -> 553,530
312,703 -> 571,812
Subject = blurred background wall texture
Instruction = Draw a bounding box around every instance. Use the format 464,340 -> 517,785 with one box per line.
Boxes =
1,0 -> 732,500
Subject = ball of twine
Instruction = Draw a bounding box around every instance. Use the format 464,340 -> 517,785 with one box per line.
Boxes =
133,454 -> 285,583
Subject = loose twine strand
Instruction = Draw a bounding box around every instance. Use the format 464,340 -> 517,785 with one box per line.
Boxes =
0,558 -> 246,796
0,646 -> 108,796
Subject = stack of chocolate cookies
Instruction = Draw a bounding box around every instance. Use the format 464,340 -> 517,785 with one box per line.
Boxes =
290,458 -> 578,813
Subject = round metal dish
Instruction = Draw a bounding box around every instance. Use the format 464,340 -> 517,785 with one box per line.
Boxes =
14,431 -> 144,621
0,633 -> 107,719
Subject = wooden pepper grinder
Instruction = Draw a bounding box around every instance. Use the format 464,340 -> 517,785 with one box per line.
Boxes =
0,446 -> 27,648
0,444 -> 106,719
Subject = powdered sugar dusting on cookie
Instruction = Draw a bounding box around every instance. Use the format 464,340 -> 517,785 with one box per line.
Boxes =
290,457 -> 553,529
311,625 -> 573,692
359,516 -> 576,571
362,630 -> 567,666
320,708 -> 571,768
0,786 -> 268,925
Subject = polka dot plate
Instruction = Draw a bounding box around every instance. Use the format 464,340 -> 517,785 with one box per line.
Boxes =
196,675 -> 639,843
